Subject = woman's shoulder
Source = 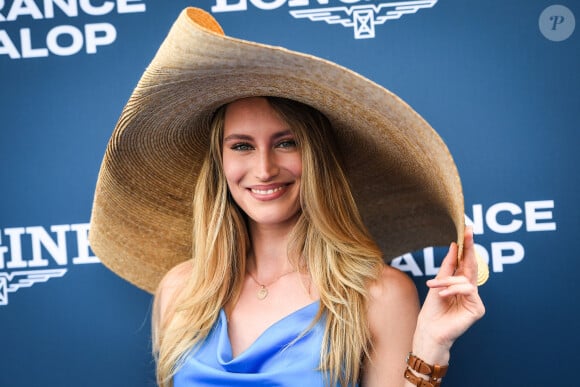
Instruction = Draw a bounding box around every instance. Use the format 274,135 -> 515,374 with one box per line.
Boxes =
367,264 -> 420,333
154,261 -> 192,326
369,264 -> 418,303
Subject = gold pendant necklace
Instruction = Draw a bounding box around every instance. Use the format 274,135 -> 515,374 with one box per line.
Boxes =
257,285 -> 269,300
247,269 -> 297,300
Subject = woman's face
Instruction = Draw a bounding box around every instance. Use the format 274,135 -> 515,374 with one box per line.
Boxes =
222,97 -> 302,228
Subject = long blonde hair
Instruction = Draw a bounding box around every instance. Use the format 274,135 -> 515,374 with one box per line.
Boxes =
153,97 -> 384,386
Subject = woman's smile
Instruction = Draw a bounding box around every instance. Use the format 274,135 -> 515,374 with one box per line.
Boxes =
249,183 -> 291,198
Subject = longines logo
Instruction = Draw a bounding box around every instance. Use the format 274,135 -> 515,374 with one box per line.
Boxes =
212,0 -> 438,39
0,223 -> 98,306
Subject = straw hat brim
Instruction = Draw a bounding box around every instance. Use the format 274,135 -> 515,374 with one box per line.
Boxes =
89,7 -> 465,294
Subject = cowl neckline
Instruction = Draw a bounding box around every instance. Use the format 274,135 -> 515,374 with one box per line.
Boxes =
217,300 -> 321,372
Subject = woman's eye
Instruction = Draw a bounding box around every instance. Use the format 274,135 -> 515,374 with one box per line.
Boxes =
231,143 -> 253,151
277,139 -> 297,149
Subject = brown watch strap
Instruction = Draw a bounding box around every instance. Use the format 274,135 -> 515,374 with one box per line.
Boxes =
404,368 -> 442,387
406,353 -> 449,379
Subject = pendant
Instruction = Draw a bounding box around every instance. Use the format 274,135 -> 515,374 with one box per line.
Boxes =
257,285 -> 268,300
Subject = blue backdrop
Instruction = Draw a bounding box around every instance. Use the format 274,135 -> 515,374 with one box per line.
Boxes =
1,1 -> 578,386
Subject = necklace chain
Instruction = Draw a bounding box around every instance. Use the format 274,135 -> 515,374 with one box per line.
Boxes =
246,269 -> 297,300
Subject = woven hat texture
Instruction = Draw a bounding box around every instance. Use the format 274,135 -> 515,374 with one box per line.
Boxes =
89,7 -> 465,293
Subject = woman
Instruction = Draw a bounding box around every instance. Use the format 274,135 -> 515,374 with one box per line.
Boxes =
152,97 -> 483,386
89,8 -> 485,387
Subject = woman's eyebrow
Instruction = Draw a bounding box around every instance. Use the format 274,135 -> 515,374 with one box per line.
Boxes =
223,133 -> 253,142
223,129 -> 293,143
272,129 -> 293,139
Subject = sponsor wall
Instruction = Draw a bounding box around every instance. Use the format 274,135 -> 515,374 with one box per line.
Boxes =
1,0 -> 578,386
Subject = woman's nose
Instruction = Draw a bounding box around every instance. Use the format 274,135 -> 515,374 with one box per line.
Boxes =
255,150 -> 279,181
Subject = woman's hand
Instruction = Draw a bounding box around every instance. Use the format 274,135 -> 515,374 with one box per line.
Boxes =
412,226 -> 486,364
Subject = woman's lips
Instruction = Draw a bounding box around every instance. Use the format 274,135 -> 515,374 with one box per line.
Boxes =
248,184 -> 290,200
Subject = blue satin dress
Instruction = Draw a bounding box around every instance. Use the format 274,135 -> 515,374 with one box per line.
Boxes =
173,301 -> 331,386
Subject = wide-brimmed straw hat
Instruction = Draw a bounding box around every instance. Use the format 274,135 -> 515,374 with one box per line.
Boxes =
89,7 -> 485,294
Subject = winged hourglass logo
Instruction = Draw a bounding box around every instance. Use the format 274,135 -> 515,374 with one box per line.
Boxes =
289,0 -> 437,39
0,269 -> 67,306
